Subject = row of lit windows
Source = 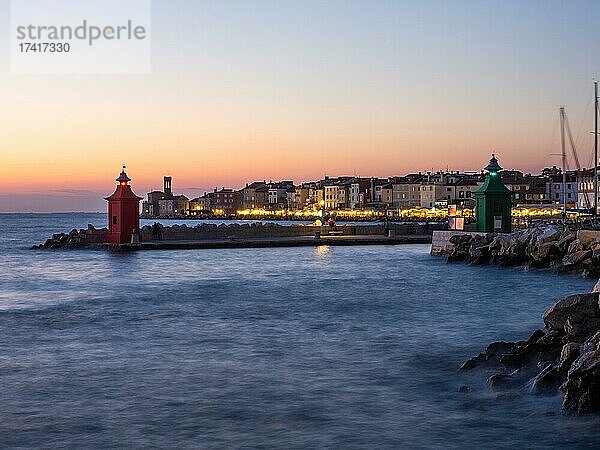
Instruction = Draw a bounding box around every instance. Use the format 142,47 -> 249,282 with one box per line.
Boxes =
513,193 -> 546,200
580,182 -> 600,190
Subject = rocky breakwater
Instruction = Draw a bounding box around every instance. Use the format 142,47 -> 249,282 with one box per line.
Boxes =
445,226 -> 600,277
32,224 -> 108,249
139,222 -> 327,241
461,283 -> 600,414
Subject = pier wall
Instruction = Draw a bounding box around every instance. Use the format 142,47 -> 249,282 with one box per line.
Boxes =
141,222 -> 447,242
430,230 -> 491,255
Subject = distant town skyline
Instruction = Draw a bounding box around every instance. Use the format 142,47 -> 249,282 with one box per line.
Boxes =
0,163 -> 577,212
1,0 -> 599,211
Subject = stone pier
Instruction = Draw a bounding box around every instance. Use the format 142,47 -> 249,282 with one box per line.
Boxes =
430,230 -> 491,255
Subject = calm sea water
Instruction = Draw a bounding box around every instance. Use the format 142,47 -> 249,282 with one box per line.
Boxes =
1,213 -> 600,449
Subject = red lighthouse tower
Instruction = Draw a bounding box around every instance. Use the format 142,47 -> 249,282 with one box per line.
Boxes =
104,166 -> 142,244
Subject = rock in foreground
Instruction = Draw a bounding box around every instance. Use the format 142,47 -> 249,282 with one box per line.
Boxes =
462,292 -> 600,415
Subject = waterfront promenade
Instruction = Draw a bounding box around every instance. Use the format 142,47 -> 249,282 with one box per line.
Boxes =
118,234 -> 431,251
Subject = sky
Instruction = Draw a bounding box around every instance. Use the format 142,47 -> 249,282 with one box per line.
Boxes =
1,0 -> 599,212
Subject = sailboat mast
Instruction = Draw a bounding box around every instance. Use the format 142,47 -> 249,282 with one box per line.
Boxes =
560,107 -> 567,219
595,81 -> 598,216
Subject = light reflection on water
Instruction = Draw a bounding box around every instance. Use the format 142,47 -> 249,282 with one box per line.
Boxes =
314,245 -> 331,258
0,213 -> 599,448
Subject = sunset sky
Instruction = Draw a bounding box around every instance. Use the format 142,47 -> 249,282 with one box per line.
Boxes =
1,0 -> 599,211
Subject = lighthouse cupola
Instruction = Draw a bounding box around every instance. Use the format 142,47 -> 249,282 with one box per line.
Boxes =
104,166 -> 142,244
116,169 -> 131,185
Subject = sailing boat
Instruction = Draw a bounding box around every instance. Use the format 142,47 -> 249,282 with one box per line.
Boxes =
557,82 -> 599,217
557,107 -> 582,217
594,80 -> 599,216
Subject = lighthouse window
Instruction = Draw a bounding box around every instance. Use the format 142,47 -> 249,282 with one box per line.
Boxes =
112,216 -> 118,224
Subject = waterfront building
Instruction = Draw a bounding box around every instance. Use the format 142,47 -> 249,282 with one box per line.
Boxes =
212,188 -> 239,213
380,183 -> 393,207
444,177 -> 482,207
267,181 -> 294,209
241,181 -> 268,209
142,177 -> 174,216
392,181 -> 411,209
320,176 -> 355,210
285,187 -> 299,210
368,178 -> 386,204
523,186 -> 549,204
143,176 -> 189,217
502,170 -> 529,204
158,195 -> 189,216
337,180 -> 351,209
294,185 -> 310,210
189,195 -> 211,215
404,174 -> 425,207
501,170 -> 550,205
142,191 -> 162,216
577,168 -> 599,212
419,173 -> 447,208
306,183 -> 324,209
157,198 -> 172,216
283,183 -> 313,210
349,179 -> 370,209
323,184 -> 341,210
542,166 -> 578,207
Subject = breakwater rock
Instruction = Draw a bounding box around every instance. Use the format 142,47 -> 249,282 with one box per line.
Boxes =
32,225 -> 108,249
435,226 -> 600,277
461,289 -> 600,415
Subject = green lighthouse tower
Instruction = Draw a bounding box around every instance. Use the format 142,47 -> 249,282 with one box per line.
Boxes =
475,154 -> 512,233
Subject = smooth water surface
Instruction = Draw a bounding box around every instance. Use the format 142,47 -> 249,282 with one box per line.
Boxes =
1,213 -> 599,449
